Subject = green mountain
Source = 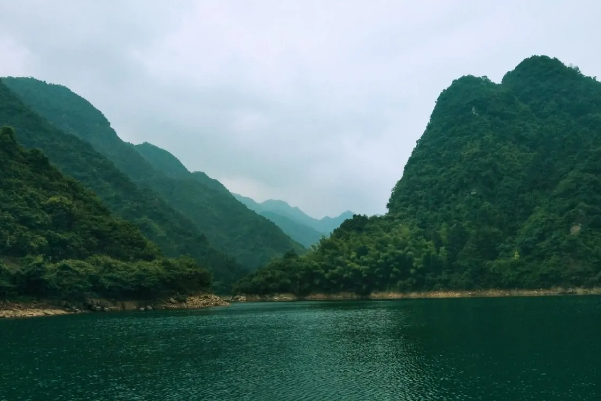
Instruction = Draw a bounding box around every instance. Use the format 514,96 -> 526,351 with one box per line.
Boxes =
112,144 -> 326,248
0,126 -> 212,300
233,194 -> 353,246
133,142 -> 231,193
259,211 -> 324,248
233,193 -> 353,237
132,142 -> 306,264
2,77 -> 305,269
235,55 -> 601,295
0,78 -> 242,293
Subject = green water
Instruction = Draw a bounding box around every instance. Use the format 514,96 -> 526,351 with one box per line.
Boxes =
1,297 -> 600,400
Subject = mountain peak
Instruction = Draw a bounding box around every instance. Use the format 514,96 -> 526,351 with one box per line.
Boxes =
502,55 -> 585,88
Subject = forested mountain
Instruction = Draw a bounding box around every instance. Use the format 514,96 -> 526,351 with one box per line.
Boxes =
258,211 -> 324,248
131,142 -> 306,264
0,126 -> 212,300
133,142 -> 233,193
0,78 -> 243,293
2,77 -> 305,269
233,194 -> 353,243
235,56 -> 601,295
134,143 -> 331,247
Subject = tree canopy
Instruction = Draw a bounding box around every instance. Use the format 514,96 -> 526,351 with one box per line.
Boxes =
0,126 -> 211,300
235,56 -> 601,295
2,76 -> 305,270
0,78 -> 244,293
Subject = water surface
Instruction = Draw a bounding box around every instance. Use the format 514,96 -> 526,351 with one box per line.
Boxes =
1,297 -> 600,400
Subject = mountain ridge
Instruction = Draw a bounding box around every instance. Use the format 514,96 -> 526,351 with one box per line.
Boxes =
233,193 -> 353,234
2,77 -> 305,270
235,55 -> 601,295
0,126 -> 212,300
0,77 -> 244,293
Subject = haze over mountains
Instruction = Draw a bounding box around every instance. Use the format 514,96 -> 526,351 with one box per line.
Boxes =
234,194 -> 354,247
4,49 -> 600,302
0,76 -> 353,293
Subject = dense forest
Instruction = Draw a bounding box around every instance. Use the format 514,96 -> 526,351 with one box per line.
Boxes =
0,126 -> 212,300
235,56 -> 601,295
2,77 -> 305,269
0,79 -> 243,293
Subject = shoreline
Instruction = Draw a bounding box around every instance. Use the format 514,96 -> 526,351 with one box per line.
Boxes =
0,294 -> 229,319
231,288 -> 601,302
5,288 -> 600,318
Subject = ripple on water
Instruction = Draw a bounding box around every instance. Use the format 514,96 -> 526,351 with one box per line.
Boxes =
1,297 -> 601,400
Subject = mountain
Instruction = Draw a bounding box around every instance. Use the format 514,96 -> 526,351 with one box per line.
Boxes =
133,142 -> 232,193
2,77 -> 305,270
235,55 -> 601,295
315,211 -> 356,234
132,142 -> 306,264
0,126 -> 212,300
232,194 -> 353,246
258,211 -> 324,248
0,78 -> 243,293
233,193 -> 353,234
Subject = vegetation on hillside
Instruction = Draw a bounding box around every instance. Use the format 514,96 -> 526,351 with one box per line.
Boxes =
2,77 -> 305,269
0,78 -> 243,293
0,126 -> 211,300
259,211 -> 325,248
235,56 -> 601,295
133,142 -> 306,266
233,193 -> 353,245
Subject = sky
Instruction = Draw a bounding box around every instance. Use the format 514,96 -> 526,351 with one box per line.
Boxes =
0,1 -> 599,219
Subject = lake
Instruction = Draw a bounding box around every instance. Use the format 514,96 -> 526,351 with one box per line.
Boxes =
1,297 -> 600,400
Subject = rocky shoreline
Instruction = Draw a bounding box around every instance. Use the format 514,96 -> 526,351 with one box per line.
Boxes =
230,287 -> 601,302
0,294 -> 229,319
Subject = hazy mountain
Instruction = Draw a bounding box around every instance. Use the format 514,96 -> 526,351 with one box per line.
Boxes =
233,194 -> 353,234
0,77 -> 243,293
3,77 -> 305,271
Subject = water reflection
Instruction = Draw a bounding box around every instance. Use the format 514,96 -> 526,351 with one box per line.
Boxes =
0,297 -> 600,400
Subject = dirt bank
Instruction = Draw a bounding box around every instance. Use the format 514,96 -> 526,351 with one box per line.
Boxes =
0,294 -> 229,319
231,287 -> 601,302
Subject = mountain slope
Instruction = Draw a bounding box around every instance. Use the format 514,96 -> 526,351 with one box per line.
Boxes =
0,78 -> 243,293
233,194 -> 353,234
133,142 -> 306,266
259,211 -> 324,248
233,194 -> 353,245
0,126 -> 212,300
3,77 -> 305,269
235,55 -> 601,295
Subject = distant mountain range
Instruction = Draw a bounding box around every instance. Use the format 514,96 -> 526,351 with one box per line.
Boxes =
233,194 -> 354,247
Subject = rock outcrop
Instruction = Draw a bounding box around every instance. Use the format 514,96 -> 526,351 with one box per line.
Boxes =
0,293 -> 229,319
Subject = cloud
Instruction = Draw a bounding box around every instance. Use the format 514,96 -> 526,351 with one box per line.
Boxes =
0,0 -> 600,218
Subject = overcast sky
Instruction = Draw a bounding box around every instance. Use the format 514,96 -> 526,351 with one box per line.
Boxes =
0,1 -> 599,218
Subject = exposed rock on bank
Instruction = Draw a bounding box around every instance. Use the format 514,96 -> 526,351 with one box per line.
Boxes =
160,294 -> 230,309
232,288 -> 601,302
0,294 -> 229,319
0,300 -> 79,319
83,294 -> 229,312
